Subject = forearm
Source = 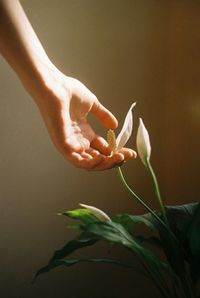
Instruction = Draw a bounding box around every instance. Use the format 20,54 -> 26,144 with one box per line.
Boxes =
0,0 -> 53,98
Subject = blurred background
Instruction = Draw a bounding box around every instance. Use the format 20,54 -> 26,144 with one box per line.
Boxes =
0,0 -> 200,297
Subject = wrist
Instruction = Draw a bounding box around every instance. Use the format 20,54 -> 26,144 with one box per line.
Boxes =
23,56 -> 72,115
20,54 -> 56,102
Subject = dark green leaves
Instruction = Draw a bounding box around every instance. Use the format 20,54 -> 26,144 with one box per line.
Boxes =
34,215 -> 165,283
33,258 -> 148,283
112,213 -> 155,231
111,203 -> 200,280
165,203 -> 199,241
184,203 -> 200,282
156,203 -> 200,282
82,221 -> 165,273
34,202 -> 200,297
186,203 -> 200,256
33,235 -> 98,282
49,237 -> 98,263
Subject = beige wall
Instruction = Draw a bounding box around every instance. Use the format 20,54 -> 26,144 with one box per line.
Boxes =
0,1 -> 200,297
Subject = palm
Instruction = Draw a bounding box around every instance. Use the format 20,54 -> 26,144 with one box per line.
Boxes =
67,91 -> 96,152
66,119 -> 95,152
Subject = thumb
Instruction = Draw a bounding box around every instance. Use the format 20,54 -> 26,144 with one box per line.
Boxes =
91,99 -> 118,129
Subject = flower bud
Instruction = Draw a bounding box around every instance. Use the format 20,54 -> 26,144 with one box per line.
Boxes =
79,204 -> 111,222
136,118 -> 151,166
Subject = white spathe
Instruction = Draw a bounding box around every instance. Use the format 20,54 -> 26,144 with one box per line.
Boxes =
79,203 -> 111,222
136,118 -> 151,166
115,102 -> 136,150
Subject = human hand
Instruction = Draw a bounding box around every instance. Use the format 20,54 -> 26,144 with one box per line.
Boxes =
26,67 -> 137,170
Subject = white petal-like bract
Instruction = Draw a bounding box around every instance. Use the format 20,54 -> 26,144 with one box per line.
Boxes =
136,118 -> 151,166
116,102 -> 136,150
79,203 -> 111,222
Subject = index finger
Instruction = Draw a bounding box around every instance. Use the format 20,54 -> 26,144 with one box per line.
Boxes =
90,99 -> 118,129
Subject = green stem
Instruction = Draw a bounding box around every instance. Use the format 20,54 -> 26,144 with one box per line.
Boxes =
116,166 -> 167,230
146,158 -> 169,226
116,166 -> 179,247
116,166 -> 185,296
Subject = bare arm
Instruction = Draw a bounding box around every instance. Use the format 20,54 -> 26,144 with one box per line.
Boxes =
0,0 -> 136,170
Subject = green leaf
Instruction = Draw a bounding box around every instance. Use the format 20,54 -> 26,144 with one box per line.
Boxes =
158,226 -> 185,276
137,203 -> 200,277
112,213 -> 156,231
33,258 -> 148,283
63,208 -> 98,223
112,213 -> 162,249
186,203 -> 200,256
49,236 -> 98,263
163,203 -> 200,279
126,208 -> 184,276
112,212 -> 184,276
165,202 -> 199,241
184,203 -> 200,283
82,221 -> 165,273
112,204 -> 200,278
136,235 -> 163,249
34,235 -> 98,282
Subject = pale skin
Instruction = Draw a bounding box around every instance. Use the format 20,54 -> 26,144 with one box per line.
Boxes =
0,0 -> 136,170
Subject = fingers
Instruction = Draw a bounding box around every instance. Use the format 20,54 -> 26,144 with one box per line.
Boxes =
92,148 -> 137,171
69,152 -> 105,170
69,151 -> 124,171
118,147 -> 137,159
92,152 -> 124,171
67,147 -> 136,171
57,133 -> 136,171
90,99 -> 118,129
91,135 -> 112,156
85,148 -> 100,158
91,136 -> 137,158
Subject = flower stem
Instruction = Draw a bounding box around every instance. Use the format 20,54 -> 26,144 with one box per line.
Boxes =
146,158 -> 169,226
116,166 -> 167,230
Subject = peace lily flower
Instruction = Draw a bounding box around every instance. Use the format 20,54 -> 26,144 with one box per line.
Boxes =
136,118 -> 168,224
79,203 -> 111,222
107,102 -> 136,152
136,118 -> 151,167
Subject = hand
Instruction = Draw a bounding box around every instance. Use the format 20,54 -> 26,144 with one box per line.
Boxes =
26,67 -> 137,170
